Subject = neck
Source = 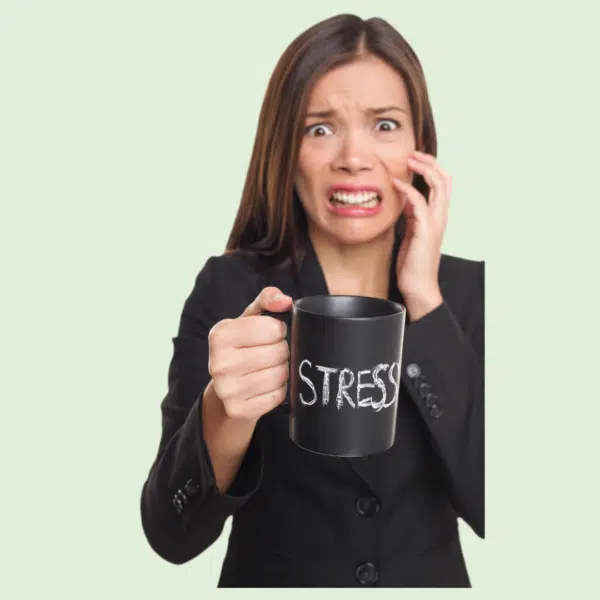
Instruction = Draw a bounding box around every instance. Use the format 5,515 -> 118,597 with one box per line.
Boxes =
309,226 -> 396,299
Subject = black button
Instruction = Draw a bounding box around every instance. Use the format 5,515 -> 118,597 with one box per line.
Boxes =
406,363 -> 421,378
424,393 -> 438,408
355,495 -> 380,517
418,382 -> 433,398
355,562 -> 378,585
184,479 -> 198,495
172,494 -> 183,514
430,406 -> 444,419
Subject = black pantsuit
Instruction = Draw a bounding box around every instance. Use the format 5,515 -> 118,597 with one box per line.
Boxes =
140,232 -> 485,587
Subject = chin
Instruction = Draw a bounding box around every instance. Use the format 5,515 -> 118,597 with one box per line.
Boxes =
319,220 -> 396,246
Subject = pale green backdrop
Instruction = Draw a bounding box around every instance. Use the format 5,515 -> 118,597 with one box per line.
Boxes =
1,0 -> 598,597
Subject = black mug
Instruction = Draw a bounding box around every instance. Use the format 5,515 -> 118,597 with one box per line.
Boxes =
266,295 -> 406,457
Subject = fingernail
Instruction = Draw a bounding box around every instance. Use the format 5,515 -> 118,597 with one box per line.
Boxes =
273,293 -> 285,301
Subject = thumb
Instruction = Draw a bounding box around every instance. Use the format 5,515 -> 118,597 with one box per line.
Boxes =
241,286 -> 292,318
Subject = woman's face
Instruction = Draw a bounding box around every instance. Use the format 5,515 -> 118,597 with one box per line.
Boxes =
295,53 -> 416,246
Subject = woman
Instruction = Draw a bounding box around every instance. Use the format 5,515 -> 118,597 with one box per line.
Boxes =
140,13 -> 484,588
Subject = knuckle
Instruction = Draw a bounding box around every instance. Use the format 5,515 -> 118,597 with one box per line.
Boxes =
213,359 -> 233,377
215,378 -> 237,402
212,379 -> 227,399
257,288 -> 273,307
263,286 -> 279,297
271,341 -> 287,364
224,402 -> 243,420
208,350 -> 234,377
207,356 -> 218,377
277,362 -> 289,382
271,320 -> 285,338
208,319 -> 232,345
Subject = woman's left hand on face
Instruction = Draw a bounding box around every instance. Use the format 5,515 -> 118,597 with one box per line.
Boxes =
392,150 -> 451,313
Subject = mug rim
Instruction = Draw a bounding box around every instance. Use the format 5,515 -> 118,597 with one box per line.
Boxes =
293,294 -> 406,321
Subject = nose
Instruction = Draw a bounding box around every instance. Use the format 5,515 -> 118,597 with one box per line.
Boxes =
331,130 -> 375,174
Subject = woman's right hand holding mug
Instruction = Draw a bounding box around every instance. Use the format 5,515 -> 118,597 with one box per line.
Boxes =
208,287 -> 293,422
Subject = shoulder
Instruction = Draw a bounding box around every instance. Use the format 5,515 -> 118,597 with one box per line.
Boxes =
197,250 -> 265,291
439,253 -> 484,286
174,251 -> 267,342
438,252 -> 485,322
182,250 -> 267,325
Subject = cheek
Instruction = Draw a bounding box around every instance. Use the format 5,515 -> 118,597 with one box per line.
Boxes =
295,157 -> 322,215
296,147 -> 327,194
295,154 -> 312,195
377,145 -> 414,179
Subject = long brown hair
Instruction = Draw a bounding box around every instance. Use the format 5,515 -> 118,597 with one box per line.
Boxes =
225,14 -> 437,280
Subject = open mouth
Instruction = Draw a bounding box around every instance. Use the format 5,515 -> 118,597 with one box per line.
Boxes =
328,190 -> 382,208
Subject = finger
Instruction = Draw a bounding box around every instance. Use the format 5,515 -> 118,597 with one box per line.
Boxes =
225,383 -> 288,421
212,314 -> 287,349
408,154 -> 450,229
392,178 -> 430,236
231,362 -> 289,400
216,339 -> 290,377
412,151 -> 452,203
241,286 -> 292,318
407,156 -> 446,204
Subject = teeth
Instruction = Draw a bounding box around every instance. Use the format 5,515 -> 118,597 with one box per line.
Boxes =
330,191 -> 380,206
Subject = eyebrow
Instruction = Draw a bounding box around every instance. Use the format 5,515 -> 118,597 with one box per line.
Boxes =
305,106 -> 408,119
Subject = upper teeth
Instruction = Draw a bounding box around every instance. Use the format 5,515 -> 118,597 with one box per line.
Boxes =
331,191 -> 379,204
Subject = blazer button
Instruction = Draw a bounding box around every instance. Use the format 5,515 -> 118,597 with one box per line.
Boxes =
172,494 -> 184,514
355,495 -> 380,517
406,363 -> 421,379
355,562 -> 378,585
418,382 -> 433,398
184,479 -> 198,496
430,405 -> 444,419
424,393 -> 438,408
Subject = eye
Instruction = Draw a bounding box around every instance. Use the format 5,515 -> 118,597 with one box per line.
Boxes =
304,123 -> 333,137
376,119 -> 400,132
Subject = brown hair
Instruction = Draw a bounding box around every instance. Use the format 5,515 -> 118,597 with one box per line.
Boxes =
225,13 -> 437,280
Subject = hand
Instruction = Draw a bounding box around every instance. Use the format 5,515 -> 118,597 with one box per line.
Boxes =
392,150 -> 450,320
207,287 -> 293,422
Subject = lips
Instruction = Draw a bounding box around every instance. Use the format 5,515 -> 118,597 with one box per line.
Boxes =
326,184 -> 384,217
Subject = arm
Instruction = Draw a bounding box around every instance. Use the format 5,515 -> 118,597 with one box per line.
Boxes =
140,256 -> 264,565
202,379 -> 258,494
401,260 -> 485,538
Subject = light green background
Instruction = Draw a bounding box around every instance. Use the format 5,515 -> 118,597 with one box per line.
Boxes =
1,0 -> 598,597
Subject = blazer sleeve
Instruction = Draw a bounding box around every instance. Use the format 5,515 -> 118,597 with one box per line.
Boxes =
400,260 -> 485,538
140,255 -> 265,565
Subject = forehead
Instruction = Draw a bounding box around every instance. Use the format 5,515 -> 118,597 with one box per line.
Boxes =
307,54 -> 409,111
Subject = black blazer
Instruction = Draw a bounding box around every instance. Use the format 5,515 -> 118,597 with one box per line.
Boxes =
140,232 -> 485,588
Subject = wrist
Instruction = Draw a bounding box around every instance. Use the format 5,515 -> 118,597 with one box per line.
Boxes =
202,381 -> 257,493
203,381 -> 256,449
